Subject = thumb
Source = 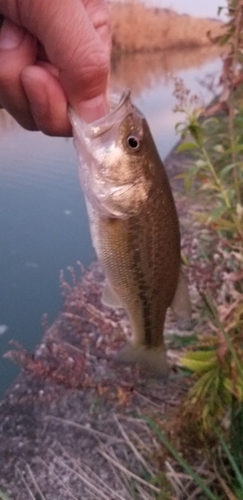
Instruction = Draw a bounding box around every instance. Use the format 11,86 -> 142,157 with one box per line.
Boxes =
0,0 -> 111,116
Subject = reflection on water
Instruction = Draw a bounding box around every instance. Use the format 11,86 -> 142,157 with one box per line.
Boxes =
111,49 -> 222,159
0,48 -> 222,397
110,46 -> 223,96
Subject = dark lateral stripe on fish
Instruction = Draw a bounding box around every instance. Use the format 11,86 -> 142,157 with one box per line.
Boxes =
138,292 -> 153,347
128,219 -> 153,347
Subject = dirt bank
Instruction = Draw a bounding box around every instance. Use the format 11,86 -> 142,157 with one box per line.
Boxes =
0,149 -> 200,500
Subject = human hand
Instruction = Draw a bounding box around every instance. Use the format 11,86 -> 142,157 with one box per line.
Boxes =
0,0 -> 111,135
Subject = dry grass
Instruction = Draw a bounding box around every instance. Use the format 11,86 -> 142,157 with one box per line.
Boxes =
12,412 -> 164,499
109,1 -> 223,53
15,414 -> 219,500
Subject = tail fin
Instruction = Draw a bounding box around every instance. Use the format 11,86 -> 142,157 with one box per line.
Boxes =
116,342 -> 168,378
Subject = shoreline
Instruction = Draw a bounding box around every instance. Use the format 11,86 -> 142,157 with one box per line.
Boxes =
0,145 -> 195,499
109,2 -> 223,53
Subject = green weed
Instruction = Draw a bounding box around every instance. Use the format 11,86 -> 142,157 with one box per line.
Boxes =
144,417 -> 219,500
154,2 -> 243,497
0,490 -> 12,500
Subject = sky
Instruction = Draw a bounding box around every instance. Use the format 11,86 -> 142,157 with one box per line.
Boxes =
153,0 -> 228,19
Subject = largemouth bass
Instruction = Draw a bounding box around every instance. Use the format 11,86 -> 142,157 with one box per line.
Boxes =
70,90 -> 191,377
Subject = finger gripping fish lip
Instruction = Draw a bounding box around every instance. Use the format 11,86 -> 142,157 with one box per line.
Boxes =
69,89 -> 138,139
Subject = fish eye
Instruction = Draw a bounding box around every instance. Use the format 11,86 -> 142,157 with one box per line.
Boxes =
126,135 -> 141,151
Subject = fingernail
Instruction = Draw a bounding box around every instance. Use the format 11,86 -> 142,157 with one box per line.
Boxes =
77,94 -> 109,123
0,19 -> 24,50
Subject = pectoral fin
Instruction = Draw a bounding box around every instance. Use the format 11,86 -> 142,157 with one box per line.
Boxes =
102,282 -> 123,308
171,269 -> 192,330
116,342 -> 168,378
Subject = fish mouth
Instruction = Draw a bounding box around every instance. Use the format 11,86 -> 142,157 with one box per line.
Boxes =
69,90 -> 139,140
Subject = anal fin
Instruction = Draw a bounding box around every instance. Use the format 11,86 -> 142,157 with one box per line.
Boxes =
102,281 -> 123,309
171,269 -> 192,330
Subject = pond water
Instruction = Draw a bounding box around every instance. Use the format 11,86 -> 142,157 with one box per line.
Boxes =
0,47 -> 222,397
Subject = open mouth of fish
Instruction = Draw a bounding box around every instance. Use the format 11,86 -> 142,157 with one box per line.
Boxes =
69,90 -> 138,141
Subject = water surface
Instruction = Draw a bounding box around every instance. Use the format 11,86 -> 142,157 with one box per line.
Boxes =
0,48 -> 222,396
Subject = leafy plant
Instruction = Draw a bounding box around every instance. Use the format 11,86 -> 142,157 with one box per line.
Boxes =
145,416 -> 243,500
144,417 -> 219,500
170,1 -> 243,496
215,427 -> 243,497
0,490 -> 12,500
180,293 -> 243,433
173,0 -> 243,417
174,78 -> 243,243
